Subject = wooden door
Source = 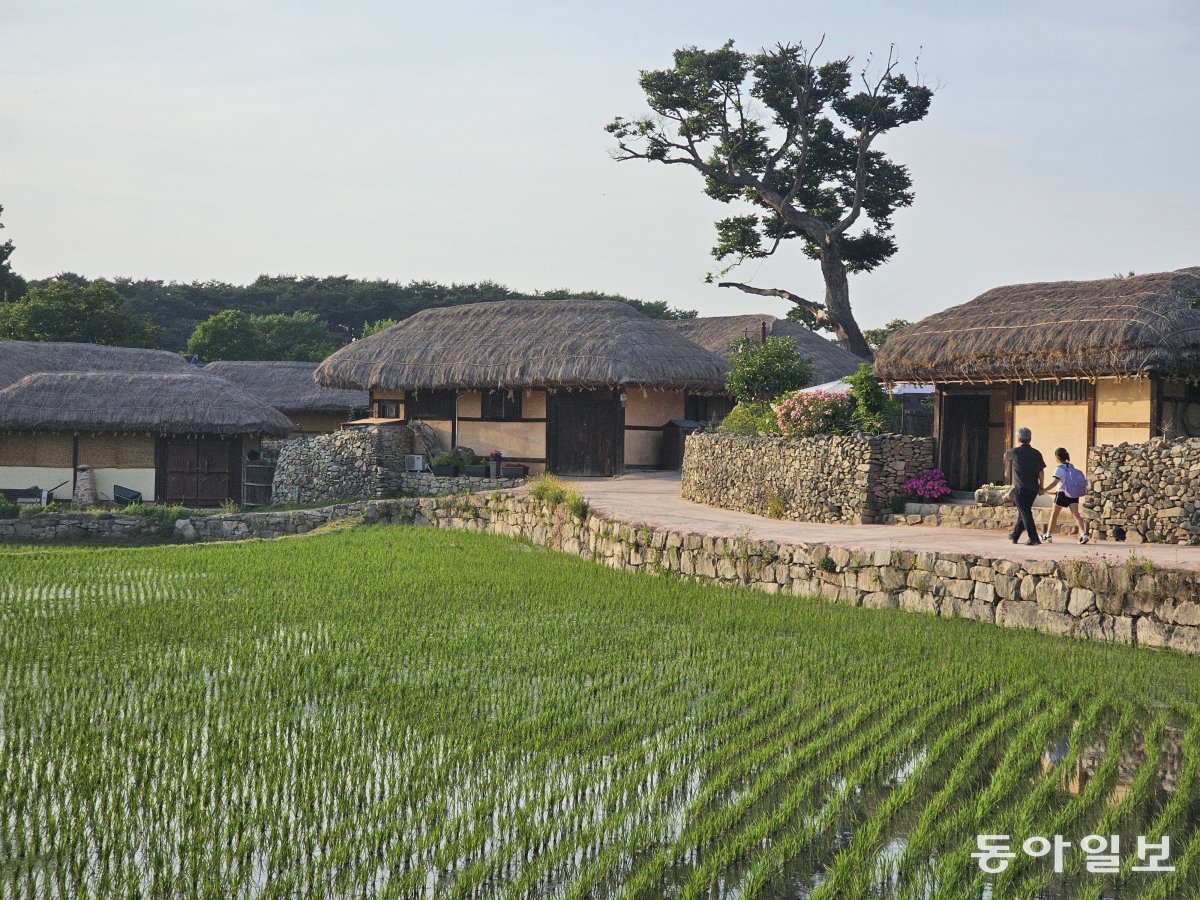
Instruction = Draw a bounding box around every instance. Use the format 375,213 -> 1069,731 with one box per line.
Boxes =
549,390 -> 624,476
164,439 -> 198,502
940,395 -> 990,491
196,440 -> 233,505
158,437 -> 240,506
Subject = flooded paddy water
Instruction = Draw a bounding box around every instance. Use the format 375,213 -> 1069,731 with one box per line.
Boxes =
1,527 -> 1199,898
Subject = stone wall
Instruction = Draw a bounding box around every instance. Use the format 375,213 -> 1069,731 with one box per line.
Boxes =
272,425 -> 415,504
176,492 -> 1200,656
0,512 -> 165,542
682,432 -> 934,524
398,473 -> 522,496
1086,438 -> 1200,544
7,488 -> 1200,655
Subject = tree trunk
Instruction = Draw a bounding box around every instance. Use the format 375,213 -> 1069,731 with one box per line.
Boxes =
820,245 -> 874,361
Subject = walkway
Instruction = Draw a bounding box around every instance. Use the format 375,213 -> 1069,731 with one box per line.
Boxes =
572,472 -> 1200,572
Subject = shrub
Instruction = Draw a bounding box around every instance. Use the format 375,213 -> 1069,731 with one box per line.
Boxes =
846,363 -> 901,434
725,336 -> 814,404
766,494 -> 787,520
902,469 -> 951,501
0,498 -> 17,519
774,390 -> 855,438
529,475 -> 588,519
888,495 -> 907,513
430,453 -> 457,467
718,401 -> 780,436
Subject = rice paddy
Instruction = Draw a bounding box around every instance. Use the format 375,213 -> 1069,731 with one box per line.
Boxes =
2,525 -> 1200,898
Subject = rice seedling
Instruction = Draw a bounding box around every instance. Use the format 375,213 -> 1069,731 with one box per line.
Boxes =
1,526 -> 1198,897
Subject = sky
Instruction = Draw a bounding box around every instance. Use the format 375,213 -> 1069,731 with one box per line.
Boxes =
3,0 -> 1198,327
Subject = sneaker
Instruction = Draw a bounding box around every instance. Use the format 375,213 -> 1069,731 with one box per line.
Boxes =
1009,535 -> 1019,544
1026,539 -> 1042,546
1079,534 -> 1090,544
1041,533 -> 1053,543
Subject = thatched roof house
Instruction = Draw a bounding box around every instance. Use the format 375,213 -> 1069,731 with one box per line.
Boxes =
874,268 -> 1200,490
204,360 -> 367,433
315,299 -> 730,475
0,340 -> 195,388
316,299 -> 729,392
670,314 -> 865,385
0,341 -> 292,506
875,268 -> 1200,384
0,372 -> 293,436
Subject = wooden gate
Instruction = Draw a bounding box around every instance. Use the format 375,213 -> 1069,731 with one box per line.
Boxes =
940,396 -> 990,491
158,437 -> 242,506
548,390 -> 624,476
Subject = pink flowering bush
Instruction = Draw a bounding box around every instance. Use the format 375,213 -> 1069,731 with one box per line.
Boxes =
774,390 -> 855,437
902,469 -> 951,501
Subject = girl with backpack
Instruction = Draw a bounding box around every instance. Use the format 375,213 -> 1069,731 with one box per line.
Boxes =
1041,447 -> 1091,544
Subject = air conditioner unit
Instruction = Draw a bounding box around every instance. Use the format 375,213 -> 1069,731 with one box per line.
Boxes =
405,454 -> 429,473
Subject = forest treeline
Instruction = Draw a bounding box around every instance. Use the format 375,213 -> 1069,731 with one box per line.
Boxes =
25,273 -> 698,351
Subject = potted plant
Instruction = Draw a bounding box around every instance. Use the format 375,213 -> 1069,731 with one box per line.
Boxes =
487,450 -> 503,479
463,455 -> 489,478
500,462 -> 529,479
431,453 -> 459,477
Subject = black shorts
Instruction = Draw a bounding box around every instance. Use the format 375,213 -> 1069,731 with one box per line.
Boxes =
1054,492 -> 1077,508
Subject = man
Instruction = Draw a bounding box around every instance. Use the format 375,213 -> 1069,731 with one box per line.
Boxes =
1006,427 -> 1045,545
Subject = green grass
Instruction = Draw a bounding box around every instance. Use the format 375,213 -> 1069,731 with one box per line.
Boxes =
1,527 -> 1199,897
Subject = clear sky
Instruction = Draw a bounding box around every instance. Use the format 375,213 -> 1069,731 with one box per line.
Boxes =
4,0 -> 1197,326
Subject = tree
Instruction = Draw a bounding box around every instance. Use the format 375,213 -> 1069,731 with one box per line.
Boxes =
845,362 -> 900,433
0,279 -> 159,346
185,310 -> 339,362
861,317 -> 910,351
608,39 -> 933,359
725,335 -> 814,403
361,318 -> 397,338
0,204 -> 26,303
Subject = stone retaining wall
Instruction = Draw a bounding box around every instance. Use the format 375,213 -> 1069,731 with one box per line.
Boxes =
176,491 -> 1199,656
272,425 -> 414,504
6,489 -> 1199,654
1086,438 -> 1200,544
682,432 -> 934,524
0,512 -> 166,542
883,501 -> 1083,536
398,473 -> 521,495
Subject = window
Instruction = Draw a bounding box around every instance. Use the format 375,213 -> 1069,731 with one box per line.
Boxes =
377,401 -> 400,419
481,390 -> 522,421
685,394 -> 734,423
1014,380 -> 1088,403
406,390 -> 456,419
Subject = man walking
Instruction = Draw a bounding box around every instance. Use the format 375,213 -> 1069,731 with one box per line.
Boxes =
1006,427 -> 1045,546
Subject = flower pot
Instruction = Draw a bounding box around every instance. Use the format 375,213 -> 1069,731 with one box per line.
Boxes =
463,464 -> 488,477
432,464 -> 458,477
500,464 -> 528,479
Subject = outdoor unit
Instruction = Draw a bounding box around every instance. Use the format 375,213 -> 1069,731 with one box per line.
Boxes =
405,454 -> 429,473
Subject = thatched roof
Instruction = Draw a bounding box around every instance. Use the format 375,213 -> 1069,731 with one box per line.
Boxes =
670,314 -> 865,384
875,268 -> 1200,383
204,361 -> 367,413
0,340 -> 195,389
0,372 -> 294,436
314,299 -> 730,392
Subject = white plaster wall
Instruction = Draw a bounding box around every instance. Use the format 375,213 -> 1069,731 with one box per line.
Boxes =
0,467 -> 75,500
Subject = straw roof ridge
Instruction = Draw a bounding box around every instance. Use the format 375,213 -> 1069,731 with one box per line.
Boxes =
203,360 -> 368,413
669,314 -> 865,385
0,372 -> 294,436
314,298 -> 731,392
874,268 -> 1200,383
0,340 -> 196,389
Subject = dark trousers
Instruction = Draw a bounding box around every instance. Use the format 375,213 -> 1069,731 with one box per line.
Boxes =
1011,487 -> 1040,543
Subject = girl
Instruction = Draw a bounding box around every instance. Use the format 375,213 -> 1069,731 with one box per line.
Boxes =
1041,448 -> 1090,544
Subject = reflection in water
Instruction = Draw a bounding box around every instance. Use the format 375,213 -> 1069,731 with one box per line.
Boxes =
1041,722 -> 1183,803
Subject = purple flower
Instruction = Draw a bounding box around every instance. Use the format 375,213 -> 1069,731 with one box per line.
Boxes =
903,469 -> 951,501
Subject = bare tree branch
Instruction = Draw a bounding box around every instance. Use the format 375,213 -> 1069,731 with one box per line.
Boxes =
717,281 -> 832,328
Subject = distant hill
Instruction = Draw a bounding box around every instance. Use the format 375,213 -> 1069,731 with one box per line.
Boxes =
27,274 -> 697,351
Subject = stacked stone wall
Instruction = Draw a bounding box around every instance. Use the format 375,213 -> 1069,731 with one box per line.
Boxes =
1086,438 -> 1200,544
682,432 -> 934,524
7,488 -> 1200,655
272,426 -> 414,504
